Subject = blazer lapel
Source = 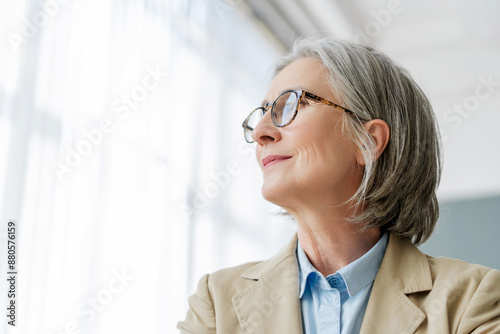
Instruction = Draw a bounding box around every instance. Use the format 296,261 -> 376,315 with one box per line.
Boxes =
232,234 -> 303,334
360,233 -> 433,334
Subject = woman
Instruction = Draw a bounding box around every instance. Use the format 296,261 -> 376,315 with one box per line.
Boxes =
178,38 -> 500,333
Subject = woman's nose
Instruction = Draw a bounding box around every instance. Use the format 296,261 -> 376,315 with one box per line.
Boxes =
251,110 -> 281,144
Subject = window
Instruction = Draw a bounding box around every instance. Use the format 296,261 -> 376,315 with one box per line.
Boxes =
0,0 -> 292,331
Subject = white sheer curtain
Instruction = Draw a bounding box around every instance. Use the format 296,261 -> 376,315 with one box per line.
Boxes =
0,0 -> 293,332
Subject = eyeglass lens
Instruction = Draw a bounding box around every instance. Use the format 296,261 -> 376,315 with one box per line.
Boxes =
244,91 -> 299,142
272,91 -> 299,127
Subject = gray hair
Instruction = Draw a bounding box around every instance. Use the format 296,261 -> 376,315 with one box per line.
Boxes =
274,38 -> 442,245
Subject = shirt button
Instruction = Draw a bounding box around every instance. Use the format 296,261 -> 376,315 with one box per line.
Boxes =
323,295 -> 332,303
328,277 -> 339,287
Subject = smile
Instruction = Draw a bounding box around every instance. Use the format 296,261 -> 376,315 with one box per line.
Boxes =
262,155 -> 292,169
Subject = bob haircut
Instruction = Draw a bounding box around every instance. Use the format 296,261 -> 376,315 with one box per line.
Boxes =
274,38 -> 442,245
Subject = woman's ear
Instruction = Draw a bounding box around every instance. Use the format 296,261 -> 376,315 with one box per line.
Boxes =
356,119 -> 390,166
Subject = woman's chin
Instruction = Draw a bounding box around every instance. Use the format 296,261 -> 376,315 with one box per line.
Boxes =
261,182 -> 290,206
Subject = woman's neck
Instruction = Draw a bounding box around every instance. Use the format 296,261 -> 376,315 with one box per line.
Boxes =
295,212 -> 381,277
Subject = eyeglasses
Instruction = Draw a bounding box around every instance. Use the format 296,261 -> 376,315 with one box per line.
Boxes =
241,89 -> 353,143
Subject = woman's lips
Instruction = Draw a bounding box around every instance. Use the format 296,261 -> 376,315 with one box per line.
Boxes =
262,155 -> 292,169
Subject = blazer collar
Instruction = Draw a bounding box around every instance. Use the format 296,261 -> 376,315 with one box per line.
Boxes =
240,234 -> 298,280
232,234 -> 303,334
360,233 -> 433,334
231,232 -> 433,334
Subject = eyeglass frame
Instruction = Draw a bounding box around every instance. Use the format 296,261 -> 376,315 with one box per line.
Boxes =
241,89 -> 354,143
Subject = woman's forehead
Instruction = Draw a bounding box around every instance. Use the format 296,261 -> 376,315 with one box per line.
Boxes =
264,58 -> 337,104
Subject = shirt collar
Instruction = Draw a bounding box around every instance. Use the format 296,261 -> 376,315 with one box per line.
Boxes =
297,232 -> 388,298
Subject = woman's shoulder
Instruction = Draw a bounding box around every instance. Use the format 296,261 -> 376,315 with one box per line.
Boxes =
209,261 -> 262,284
198,260 -> 264,300
423,254 -> 500,311
207,234 -> 299,290
388,232 -> 499,285
425,254 -> 499,281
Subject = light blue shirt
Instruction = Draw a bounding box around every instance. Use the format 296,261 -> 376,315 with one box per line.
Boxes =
297,232 -> 388,334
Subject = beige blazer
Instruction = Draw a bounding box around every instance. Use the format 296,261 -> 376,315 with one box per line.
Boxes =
178,233 -> 500,333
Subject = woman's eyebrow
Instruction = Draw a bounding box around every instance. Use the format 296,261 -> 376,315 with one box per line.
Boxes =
260,86 -> 309,106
